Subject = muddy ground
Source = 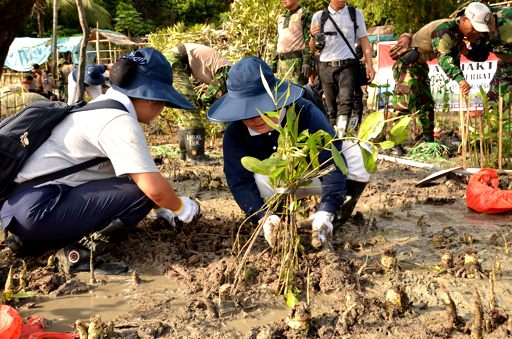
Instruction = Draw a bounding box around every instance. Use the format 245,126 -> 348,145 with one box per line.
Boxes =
1,138 -> 512,338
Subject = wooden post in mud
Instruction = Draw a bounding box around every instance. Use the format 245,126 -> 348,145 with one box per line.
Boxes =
498,96 -> 503,170
459,92 -> 467,168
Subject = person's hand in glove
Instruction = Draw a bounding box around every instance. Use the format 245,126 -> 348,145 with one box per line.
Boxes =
309,211 -> 334,250
302,63 -> 312,78
173,196 -> 200,223
261,214 -> 280,247
155,208 -> 177,227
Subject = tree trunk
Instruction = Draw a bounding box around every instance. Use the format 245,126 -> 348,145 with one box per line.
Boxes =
51,0 -> 58,79
75,0 -> 89,102
34,0 -> 46,38
0,0 -> 38,75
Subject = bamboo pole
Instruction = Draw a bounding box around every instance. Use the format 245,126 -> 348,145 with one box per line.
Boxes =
96,23 -> 100,65
499,95 -> 503,170
459,91 -> 467,168
478,114 -> 484,168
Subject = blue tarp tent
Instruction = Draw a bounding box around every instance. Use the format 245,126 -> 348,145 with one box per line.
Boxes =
3,36 -> 94,72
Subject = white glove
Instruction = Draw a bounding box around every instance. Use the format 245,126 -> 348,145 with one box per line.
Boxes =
310,211 -> 335,244
174,196 -> 200,224
261,214 -> 280,247
155,208 -> 177,227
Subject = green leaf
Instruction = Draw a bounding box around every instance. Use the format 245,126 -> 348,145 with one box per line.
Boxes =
358,112 -> 385,141
379,140 -> 395,150
269,166 -> 285,179
390,116 -> 412,145
331,143 -> 348,175
360,144 -> 378,174
241,156 -> 272,175
260,66 -> 274,100
285,290 -> 299,309
307,137 -> 320,169
258,112 -> 282,132
12,291 -> 38,299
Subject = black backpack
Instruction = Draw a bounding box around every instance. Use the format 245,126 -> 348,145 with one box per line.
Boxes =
320,6 -> 358,39
0,99 -> 127,199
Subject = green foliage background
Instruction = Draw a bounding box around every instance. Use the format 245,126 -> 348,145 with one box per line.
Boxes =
22,0 -> 503,40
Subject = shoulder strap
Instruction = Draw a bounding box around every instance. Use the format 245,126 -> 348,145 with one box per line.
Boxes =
320,7 -> 329,33
71,99 -> 128,113
7,99 -> 129,197
348,6 -> 358,41
326,14 -> 358,59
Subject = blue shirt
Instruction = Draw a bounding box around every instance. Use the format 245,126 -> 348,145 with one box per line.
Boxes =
223,98 -> 347,224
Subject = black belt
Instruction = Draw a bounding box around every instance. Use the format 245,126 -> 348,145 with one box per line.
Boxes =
278,50 -> 303,60
321,59 -> 356,67
176,44 -> 189,67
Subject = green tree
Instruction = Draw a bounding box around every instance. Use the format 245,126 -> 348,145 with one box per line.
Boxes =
160,0 -> 230,26
114,1 -> 154,37
351,0 -> 457,34
25,0 -> 111,37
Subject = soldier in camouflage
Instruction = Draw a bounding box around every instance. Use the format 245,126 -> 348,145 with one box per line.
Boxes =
165,43 -> 232,162
270,0 -> 312,85
477,6 -> 512,107
392,2 -> 491,144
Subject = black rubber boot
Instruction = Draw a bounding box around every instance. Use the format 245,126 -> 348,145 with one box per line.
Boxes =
5,233 -> 66,257
337,180 -> 368,225
56,218 -> 130,275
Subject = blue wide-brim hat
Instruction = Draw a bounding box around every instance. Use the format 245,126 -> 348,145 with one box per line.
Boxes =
206,57 -> 303,122
72,65 -> 105,86
110,47 -> 195,109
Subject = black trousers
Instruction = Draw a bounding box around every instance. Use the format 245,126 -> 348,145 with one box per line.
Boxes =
318,61 -> 358,125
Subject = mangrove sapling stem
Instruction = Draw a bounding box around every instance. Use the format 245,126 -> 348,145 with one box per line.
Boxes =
478,115 -> 484,168
465,96 -> 471,167
89,237 -> 96,284
472,112 -> 479,167
230,195 -> 282,294
439,283 -> 461,329
499,95 -> 503,170
471,288 -> 483,339
508,102 -> 511,167
489,273 -> 496,311
459,92 -> 467,168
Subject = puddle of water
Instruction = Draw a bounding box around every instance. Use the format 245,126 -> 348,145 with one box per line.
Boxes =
223,293 -> 338,334
20,273 -> 185,332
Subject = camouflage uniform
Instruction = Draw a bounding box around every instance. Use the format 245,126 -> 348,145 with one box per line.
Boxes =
484,7 -> 512,105
165,45 -> 232,128
393,19 -> 487,140
165,51 -> 203,128
199,66 -> 230,107
270,6 -> 312,85
393,59 -> 435,138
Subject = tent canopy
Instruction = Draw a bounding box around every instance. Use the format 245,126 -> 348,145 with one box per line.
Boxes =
89,29 -> 136,46
367,25 -> 396,43
4,30 -> 135,72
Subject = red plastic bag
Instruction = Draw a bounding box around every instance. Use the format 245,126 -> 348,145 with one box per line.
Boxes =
0,305 -> 76,339
466,168 -> 512,213
0,304 -> 23,339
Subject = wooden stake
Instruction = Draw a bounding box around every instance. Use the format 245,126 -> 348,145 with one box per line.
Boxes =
459,91 -> 467,168
498,95 -> 503,170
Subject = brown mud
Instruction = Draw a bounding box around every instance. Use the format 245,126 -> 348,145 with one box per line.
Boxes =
2,144 -> 512,338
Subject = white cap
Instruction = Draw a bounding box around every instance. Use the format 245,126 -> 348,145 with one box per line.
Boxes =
465,2 -> 491,32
